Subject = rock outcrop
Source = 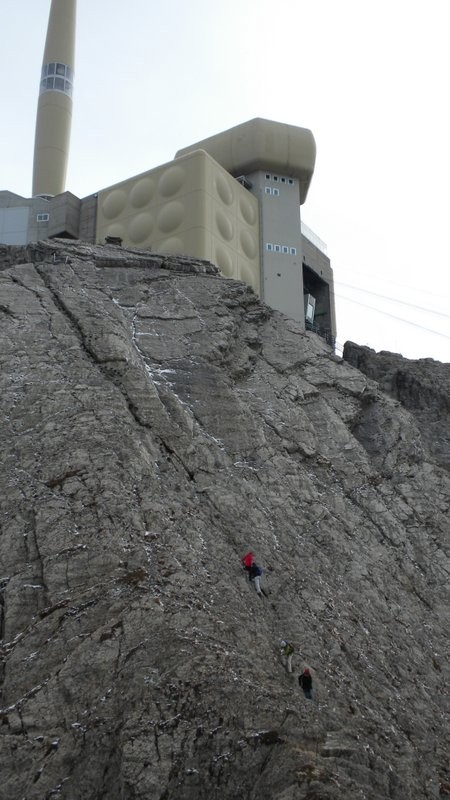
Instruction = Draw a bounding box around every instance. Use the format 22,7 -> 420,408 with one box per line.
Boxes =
343,341 -> 450,472
0,240 -> 448,800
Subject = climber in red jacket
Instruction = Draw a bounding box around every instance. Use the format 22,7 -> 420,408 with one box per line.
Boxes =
240,551 -> 254,578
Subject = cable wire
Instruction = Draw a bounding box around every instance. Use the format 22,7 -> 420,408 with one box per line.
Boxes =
333,292 -> 450,341
334,280 -> 450,319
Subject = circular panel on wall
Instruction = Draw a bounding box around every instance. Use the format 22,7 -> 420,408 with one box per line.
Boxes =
157,201 -> 184,234
215,174 -> 234,206
101,189 -> 127,220
158,165 -> 185,198
130,178 -> 156,209
156,236 -> 184,255
240,230 -> 257,259
239,263 -> 258,293
105,222 -> 126,238
239,195 -> 257,225
214,245 -> 234,277
215,210 -> 234,242
128,212 -> 154,244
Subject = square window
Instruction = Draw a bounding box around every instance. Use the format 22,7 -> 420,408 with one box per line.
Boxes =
274,244 -> 281,253
265,173 -> 270,180
273,188 -> 280,196
54,77 -> 65,91
56,63 -> 66,76
264,186 -> 271,195
290,247 -> 297,255
266,243 -> 273,251
273,175 -> 278,181
281,177 -> 286,183
282,245 -> 289,254
288,178 -> 294,185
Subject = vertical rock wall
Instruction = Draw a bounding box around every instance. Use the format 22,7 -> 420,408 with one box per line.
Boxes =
0,241 -> 448,800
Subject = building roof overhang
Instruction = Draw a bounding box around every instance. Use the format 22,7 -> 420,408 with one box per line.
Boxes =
175,118 -> 316,204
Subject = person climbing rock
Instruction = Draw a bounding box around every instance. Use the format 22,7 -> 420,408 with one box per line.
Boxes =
241,551 -> 254,579
248,561 -> 264,595
280,640 -> 294,673
298,668 -> 313,699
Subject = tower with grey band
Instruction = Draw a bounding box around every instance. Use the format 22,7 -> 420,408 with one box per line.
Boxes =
32,0 -> 76,198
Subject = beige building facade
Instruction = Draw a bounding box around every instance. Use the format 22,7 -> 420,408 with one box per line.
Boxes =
96,148 -> 261,296
1,119 -> 335,344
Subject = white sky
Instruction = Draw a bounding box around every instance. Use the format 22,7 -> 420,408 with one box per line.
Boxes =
2,0 -> 450,362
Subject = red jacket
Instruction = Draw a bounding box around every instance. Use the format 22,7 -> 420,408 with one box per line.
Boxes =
241,552 -> 254,569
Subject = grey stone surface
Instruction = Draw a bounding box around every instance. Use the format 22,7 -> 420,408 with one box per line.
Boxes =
343,341 -> 450,471
0,240 -> 448,799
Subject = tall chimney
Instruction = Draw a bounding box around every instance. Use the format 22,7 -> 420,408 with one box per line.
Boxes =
32,0 -> 76,198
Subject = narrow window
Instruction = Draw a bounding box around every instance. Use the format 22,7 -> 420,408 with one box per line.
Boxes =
265,173 -> 270,180
273,175 -> 278,182
273,188 -> 280,197
290,247 -> 297,255
281,177 -> 286,183
288,178 -> 294,185
282,245 -> 288,254
274,244 -> 281,253
266,243 -> 273,251
264,186 -> 271,195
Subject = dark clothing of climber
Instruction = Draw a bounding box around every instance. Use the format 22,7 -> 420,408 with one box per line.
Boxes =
248,562 -> 262,581
248,562 -> 265,596
299,669 -> 313,699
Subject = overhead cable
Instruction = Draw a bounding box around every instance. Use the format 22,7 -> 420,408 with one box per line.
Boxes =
334,280 -> 450,319
333,293 -> 450,341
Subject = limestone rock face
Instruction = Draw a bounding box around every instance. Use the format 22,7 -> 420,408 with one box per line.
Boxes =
0,240 -> 448,800
343,341 -> 450,472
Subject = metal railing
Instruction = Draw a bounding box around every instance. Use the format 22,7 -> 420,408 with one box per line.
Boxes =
305,319 -> 336,350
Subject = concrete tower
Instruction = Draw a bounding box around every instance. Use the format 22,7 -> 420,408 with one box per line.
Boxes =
32,0 -> 76,198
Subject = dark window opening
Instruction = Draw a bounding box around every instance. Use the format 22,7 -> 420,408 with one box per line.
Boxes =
303,263 -> 334,348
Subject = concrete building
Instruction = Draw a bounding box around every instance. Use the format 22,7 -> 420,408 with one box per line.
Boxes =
0,0 -> 335,346
1,118 -> 335,344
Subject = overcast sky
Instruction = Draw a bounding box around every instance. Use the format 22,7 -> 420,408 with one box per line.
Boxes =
2,0 -> 449,362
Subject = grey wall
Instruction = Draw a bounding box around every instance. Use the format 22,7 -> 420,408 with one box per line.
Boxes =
248,171 -> 304,324
0,206 -> 30,245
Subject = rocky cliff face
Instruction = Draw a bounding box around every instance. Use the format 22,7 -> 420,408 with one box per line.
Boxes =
0,240 -> 448,800
343,341 -> 450,472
